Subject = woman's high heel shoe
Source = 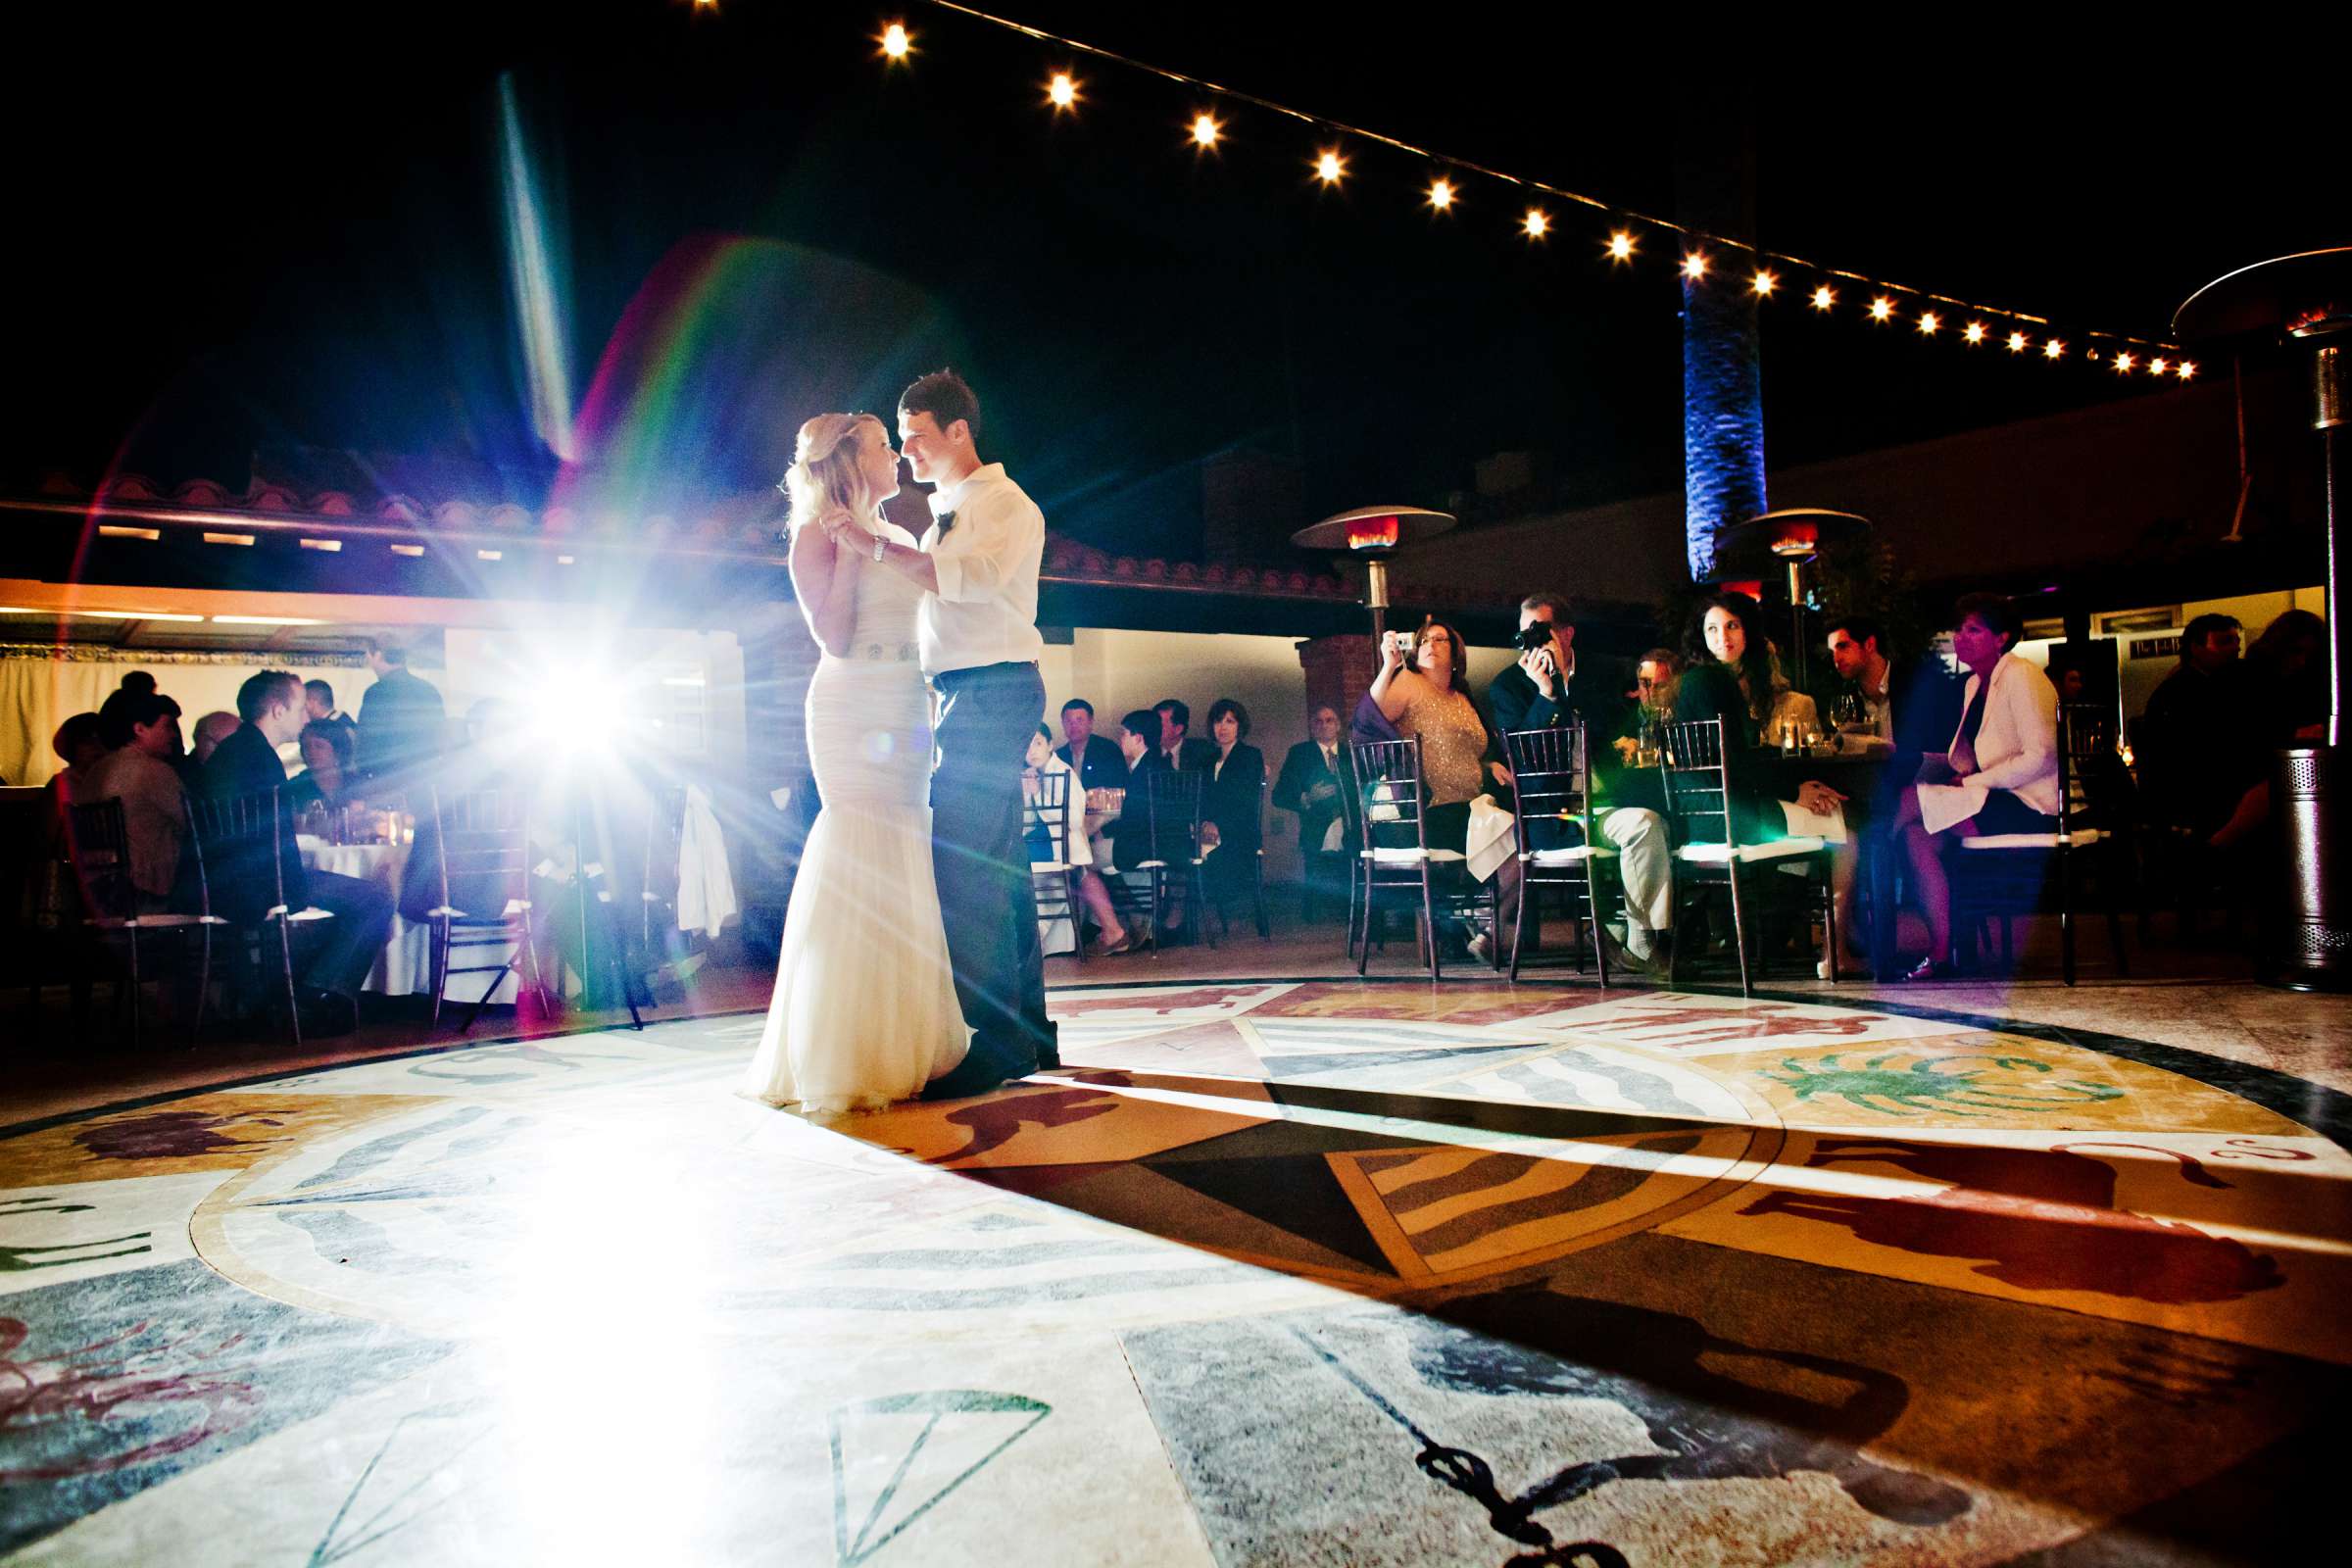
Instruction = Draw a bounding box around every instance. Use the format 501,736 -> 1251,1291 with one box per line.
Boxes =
1901,956 -> 1956,982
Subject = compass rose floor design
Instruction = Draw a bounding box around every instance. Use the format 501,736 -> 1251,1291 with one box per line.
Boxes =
3,977 -> 2347,1566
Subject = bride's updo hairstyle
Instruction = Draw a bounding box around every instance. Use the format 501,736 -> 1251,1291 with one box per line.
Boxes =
784,412 -> 879,536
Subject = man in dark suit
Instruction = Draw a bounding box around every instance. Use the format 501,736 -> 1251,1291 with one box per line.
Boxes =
1273,704 -> 1353,918
1826,615 -> 1964,957
203,669 -> 395,1035
1054,698 -> 1125,794
1487,592 -> 1671,969
1152,698 -> 1216,772
356,637 -> 446,791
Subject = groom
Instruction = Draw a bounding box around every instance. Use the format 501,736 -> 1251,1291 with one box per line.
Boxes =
862,368 -> 1058,1096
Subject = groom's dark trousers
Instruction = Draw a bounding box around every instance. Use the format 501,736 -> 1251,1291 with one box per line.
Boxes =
925,661 -> 1057,1095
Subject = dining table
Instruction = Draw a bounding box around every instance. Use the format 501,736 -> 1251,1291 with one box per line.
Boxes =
1755,735 -> 1906,979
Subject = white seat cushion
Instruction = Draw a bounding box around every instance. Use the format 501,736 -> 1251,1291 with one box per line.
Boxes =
1674,836 -> 1828,864
1363,847 -> 1468,863
1960,828 -> 2105,850
1028,860 -> 1074,873
1525,845 -> 1618,865
86,913 -> 205,930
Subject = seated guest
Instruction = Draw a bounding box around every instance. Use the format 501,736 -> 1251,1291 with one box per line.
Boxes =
47,712 -> 108,806
81,691 -> 188,914
203,669 -> 396,1036
1824,613 -> 1963,950
1197,698 -> 1266,919
1274,704 -> 1353,912
95,670 -> 159,750
1890,594 -> 2060,980
284,719 -> 365,828
1102,708 -> 1192,935
1152,698 -> 1215,771
1490,592 -> 1624,738
1489,596 -> 1671,969
1675,592 -> 1850,845
2208,609 -> 2330,851
2138,613 -> 2260,843
1369,618 -> 1514,956
1054,699 -> 1125,794
189,710 -> 241,768
1023,725 -> 1133,955
305,679 -> 362,751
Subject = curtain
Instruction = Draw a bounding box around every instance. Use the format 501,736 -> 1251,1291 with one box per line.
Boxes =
1,652 -> 371,785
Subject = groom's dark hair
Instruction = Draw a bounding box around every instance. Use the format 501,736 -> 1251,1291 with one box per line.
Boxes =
898,368 -> 981,446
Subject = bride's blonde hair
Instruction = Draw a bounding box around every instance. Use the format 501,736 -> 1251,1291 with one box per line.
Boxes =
783,412 -> 881,535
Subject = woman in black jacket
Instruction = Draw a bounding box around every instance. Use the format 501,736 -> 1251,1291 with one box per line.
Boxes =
1672,591 -> 1847,844
1199,698 -> 1266,917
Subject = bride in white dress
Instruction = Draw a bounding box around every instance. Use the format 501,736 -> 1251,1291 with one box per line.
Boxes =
740,413 -> 969,1111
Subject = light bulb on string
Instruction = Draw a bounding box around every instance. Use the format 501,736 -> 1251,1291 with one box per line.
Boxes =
2008,331 -> 2030,352
2178,361 -> 2197,380
2044,338 -> 2066,360
1047,72 -> 1079,111
2148,357 -> 2169,376
1681,251 -> 1708,280
879,22 -> 911,60
1751,269 -> 1777,297
1606,230 -> 1636,262
1811,284 -> 1835,311
1964,321 -> 1986,344
1522,208 -> 1549,239
2114,352 -> 2135,373
1917,312 -> 1940,336
1313,149 -> 1346,185
1190,113 -> 1220,149
1427,177 -> 1455,211
1869,296 -> 1893,322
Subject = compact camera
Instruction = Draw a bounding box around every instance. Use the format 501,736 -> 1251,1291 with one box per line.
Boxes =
1513,622 -> 1555,653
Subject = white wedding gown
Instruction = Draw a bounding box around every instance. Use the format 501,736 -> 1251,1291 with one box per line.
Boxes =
740,521 -> 969,1111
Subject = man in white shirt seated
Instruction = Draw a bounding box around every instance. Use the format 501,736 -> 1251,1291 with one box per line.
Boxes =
861,369 -> 1058,1094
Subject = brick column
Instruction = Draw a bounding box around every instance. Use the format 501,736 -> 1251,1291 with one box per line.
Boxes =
1297,630 -> 1379,723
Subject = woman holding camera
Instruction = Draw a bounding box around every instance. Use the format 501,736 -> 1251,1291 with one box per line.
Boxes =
1369,619 -> 1515,957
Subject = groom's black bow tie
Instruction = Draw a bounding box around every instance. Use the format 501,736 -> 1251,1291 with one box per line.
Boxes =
935,510 -> 957,536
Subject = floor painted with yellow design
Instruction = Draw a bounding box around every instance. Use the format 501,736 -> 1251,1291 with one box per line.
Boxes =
3,977 -> 2346,1565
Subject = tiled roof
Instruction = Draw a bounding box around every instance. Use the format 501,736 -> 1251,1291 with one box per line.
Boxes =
23,469 -> 1371,602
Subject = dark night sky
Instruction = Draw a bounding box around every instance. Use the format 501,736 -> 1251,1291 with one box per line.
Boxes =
7,1 -> 2338,554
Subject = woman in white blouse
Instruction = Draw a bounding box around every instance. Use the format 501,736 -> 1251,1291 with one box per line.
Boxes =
1023,726 -> 1134,956
1890,593 -> 2060,980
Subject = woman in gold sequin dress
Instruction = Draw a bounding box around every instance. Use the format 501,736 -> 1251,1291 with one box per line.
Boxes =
1368,619 -> 1517,953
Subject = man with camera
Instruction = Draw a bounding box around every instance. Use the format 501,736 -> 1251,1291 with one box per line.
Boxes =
1488,592 -> 1674,974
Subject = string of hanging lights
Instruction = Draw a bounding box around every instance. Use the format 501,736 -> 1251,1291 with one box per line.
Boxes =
767,1 -> 2198,378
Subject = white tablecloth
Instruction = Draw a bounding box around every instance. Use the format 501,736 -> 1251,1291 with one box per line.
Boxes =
300,836 -> 521,1004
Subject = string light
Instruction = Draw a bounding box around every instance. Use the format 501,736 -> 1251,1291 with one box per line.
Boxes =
846,8 -> 2191,384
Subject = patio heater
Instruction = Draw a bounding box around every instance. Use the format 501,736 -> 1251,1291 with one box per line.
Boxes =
1715,508 -> 1873,693
2174,247 -> 2352,990
1289,505 -> 1456,644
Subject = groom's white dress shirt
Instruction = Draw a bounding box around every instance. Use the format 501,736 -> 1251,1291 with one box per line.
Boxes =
918,462 -> 1046,677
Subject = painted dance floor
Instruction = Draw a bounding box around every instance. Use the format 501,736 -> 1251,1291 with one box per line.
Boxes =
3,977 -> 2346,1565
